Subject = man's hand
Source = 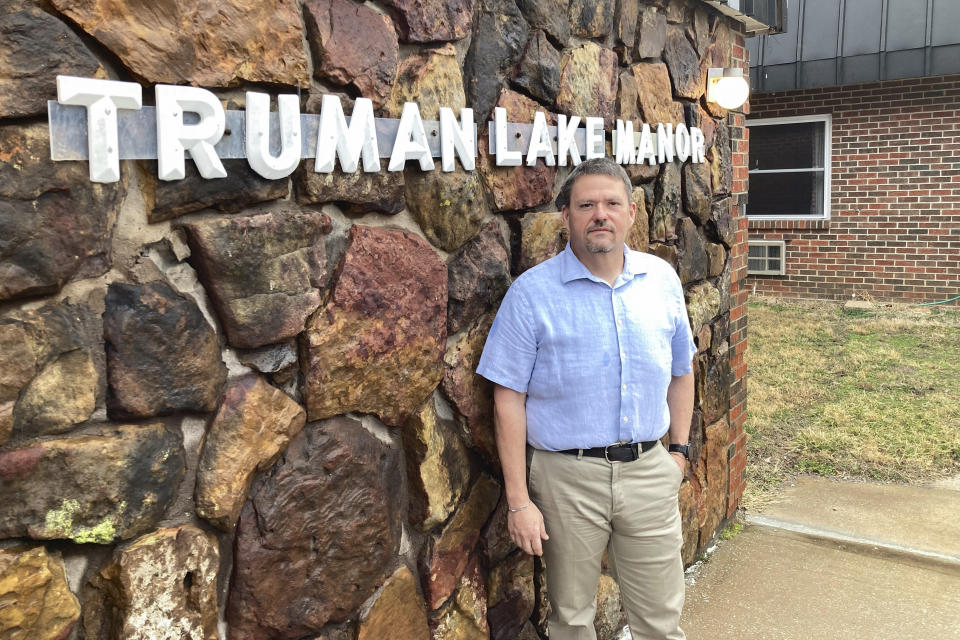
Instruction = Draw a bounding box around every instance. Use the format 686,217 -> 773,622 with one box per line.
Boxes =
507,503 -> 549,556
669,451 -> 688,476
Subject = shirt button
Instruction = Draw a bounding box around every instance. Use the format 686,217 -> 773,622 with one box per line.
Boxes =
623,417 -> 629,423
622,384 -> 627,390
620,351 -> 625,359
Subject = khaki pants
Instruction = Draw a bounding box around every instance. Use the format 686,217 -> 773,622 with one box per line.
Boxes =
528,444 -> 686,640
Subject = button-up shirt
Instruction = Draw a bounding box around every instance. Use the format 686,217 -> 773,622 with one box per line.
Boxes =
476,244 -> 696,451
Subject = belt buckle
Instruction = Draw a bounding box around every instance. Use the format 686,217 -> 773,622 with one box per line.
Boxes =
604,441 -> 626,463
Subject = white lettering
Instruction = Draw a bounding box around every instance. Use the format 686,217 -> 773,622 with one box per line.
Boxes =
638,123 -> 656,166
439,107 -> 476,171
674,123 -> 691,163
585,117 -> 605,160
526,111 -> 556,167
56,76 -> 142,183
245,92 -> 301,180
155,85 -> 227,181
556,114 -> 582,167
690,126 -> 706,163
388,102 -> 434,172
656,123 -> 674,164
315,95 -> 380,173
494,107 -> 522,166
615,119 -> 636,165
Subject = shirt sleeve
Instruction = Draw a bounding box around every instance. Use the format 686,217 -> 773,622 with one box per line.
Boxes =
670,272 -> 697,377
476,282 -> 538,393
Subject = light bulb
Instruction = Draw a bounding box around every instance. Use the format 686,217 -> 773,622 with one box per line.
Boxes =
707,68 -> 750,110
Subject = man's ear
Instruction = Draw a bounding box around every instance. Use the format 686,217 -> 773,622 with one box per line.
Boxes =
561,205 -> 570,228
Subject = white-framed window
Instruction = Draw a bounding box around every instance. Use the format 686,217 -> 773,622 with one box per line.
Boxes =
746,114 -> 831,220
748,240 -> 786,276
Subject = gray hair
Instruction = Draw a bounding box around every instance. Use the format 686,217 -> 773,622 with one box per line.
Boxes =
555,157 -> 633,210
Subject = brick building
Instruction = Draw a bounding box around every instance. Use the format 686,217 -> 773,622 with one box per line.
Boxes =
745,0 -> 960,304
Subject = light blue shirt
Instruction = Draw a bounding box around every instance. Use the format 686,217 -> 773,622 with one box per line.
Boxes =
476,244 -> 696,451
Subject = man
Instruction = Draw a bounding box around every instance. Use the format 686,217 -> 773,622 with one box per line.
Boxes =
476,157 -> 696,640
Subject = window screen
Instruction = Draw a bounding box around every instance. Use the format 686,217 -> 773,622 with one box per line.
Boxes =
747,117 -> 830,219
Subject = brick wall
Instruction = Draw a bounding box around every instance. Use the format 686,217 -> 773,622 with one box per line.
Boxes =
727,34 -> 750,516
746,74 -> 960,304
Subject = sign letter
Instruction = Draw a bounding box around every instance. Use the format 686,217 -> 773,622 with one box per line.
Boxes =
585,117 -> 605,160
556,114 -> 582,167
439,107 -> 475,171
315,95 -> 380,173
388,102 -> 434,172
155,85 -> 227,181
246,92 -> 301,179
525,111 -> 556,167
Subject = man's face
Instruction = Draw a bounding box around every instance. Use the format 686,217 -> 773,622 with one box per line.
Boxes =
561,173 -> 636,257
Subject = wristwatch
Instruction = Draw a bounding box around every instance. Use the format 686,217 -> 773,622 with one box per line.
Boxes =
668,443 -> 691,460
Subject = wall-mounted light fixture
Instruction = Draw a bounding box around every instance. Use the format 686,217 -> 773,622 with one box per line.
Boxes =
706,68 -> 750,110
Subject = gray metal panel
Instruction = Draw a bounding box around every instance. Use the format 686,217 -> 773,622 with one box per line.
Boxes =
750,66 -> 762,89
840,53 -> 882,84
885,0 -> 928,51
747,37 -> 762,66
762,0 -> 802,64
842,0 -> 884,56
758,62 -> 800,90
931,0 -> 960,45
800,0 -> 841,61
884,48 -> 926,78
930,44 -> 960,74
799,58 -> 839,87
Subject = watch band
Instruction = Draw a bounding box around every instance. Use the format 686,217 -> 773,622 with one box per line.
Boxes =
668,443 -> 691,460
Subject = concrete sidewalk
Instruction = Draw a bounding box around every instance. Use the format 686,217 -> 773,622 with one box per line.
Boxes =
677,476 -> 960,640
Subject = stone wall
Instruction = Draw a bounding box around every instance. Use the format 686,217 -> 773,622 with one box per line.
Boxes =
0,0 -> 748,638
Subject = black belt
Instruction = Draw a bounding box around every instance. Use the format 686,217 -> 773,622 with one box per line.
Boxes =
558,440 -> 658,462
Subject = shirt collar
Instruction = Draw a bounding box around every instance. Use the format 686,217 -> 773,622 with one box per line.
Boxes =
559,243 -> 649,285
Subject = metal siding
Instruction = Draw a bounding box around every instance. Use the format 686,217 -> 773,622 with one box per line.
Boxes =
840,53 -> 882,84
759,62 -> 800,90
885,0 -> 928,51
931,0 -> 960,45
842,0 -> 884,56
930,44 -> 960,74
762,0 -> 802,65
800,0 -> 841,61
884,48 -> 926,78
800,58 -> 839,87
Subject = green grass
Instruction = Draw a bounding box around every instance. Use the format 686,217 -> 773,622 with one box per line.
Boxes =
742,297 -> 960,508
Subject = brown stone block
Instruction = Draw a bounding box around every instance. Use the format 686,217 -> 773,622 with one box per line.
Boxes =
512,30 -> 562,108
405,166 -> 490,253
447,220 -> 512,336
302,226 -> 447,426
382,0 -> 473,43
442,315 -> 498,465
429,556 -> 489,639
685,281 -> 721,336
634,6 -> 666,59
664,25 -> 705,100
386,43 -> 465,120
516,0 -> 568,47
677,217 -> 708,284
650,160 -> 681,242
679,479 -> 699,565
709,120 -> 732,195
83,526 -> 219,640
194,375 -> 306,531
706,241 -> 727,278
487,552 -> 535,640
464,0 -> 531,122
698,418 -> 730,547
632,62 -> 684,125
357,566 -> 431,640
628,186 -> 650,253
569,0 -> 614,38
49,0 -> 309,87
0,545 -> 80,640
515,211 -> 567,273
682,160 -> 712,224
556,42 -> 618,129
294,162 -> 405,215
594,573 -> 628,639
304,0 -> 399,108
650,242 -> 678,270
614,0 -> 641,62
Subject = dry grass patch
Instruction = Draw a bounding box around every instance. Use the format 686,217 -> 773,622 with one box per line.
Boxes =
743,297 -> 960,509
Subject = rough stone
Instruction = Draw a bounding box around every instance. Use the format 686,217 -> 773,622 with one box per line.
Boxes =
463,0 -> 530,121
532,556 -> 550,636
683,160 -> 712,223
405,166 -> 489,253
516,0 -> 568,46
478,92 -> 556,212
703,354 -> 731,426
104,281 -> 225,419
0,123 -> 121,302
594,573 -> 627,639
717,262 -> 732,315
710,197 -> 736,248
386,43 -> 465,120
569,0 -> 613,38
685,282 -> 721,337
677,217 -> 708,284
614,0 -> 641,62
634,6 -> 667,60
182,210 -> 332,349
294,163 -> 405,215
616,70 -> 642,123
665,0 -> 688,24
141,160 -> 288,223
442,315 -> 497,464
516,211 -> 567,274
429,556 -> 488,638
688,5 -> 711,58
487,552 -> 534,640
357,567 -> 430,640
556,43 -> 619,129
48,0 -> 309,87
709,120 -> 732,196
403,395 -> 473,532
0,423 -> 184,544
0,546 -> 80,640
651,161 -> 682,242
679,479 -> 699,566
0,8 -> 103,118
303,0 -> 399,108
195,375 -> 306,531
697,322 -> 713,354
1,302 -> 105,445
83,526 -> 219,640
632,62 -> 684,125
627,186 -> 650,253
699,418 -> 729,547
422,474 -> 500,610
706,20 -> 733,70
650,242 -> 678,270
382,0 -> 472,43
236,340 -> 298,382
480,494 -> 518,566
685,103 -> 717,151
706,241 -> 726,278
447,220 -> 511,335
664,25 -> 704,100
302,226 -> 447,426
227,417 -> 402,637
516,621 -> 542,640
511,30 -> 562,107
